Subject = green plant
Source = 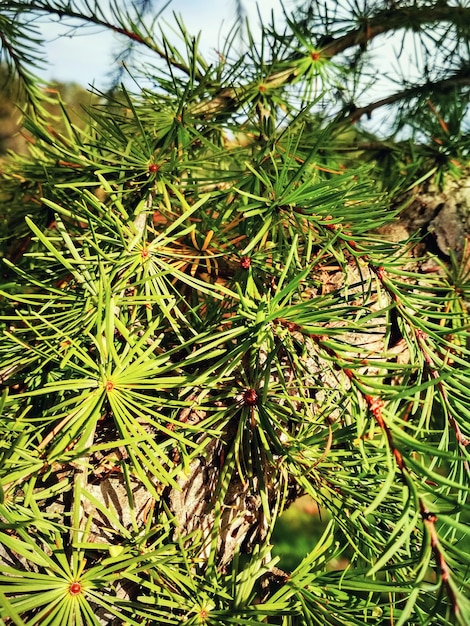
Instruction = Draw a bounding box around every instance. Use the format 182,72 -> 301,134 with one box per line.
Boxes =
1,1 -> 470,625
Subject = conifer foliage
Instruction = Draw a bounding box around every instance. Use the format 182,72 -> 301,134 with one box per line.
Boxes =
0,1 -> 470,624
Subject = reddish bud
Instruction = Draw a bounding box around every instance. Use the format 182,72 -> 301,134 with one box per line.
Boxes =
422,510 -> 438,523
286,321 -> 299,333
69,582 -> 82,595
148,163 -> 159,173
375,266 -> 386,280
242,388 -> 259,406
311,51 -> 321,61
239,256 -> 251,269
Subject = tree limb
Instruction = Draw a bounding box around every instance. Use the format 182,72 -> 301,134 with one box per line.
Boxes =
321,4 -> 470,58
191,3 -> 470,119
344,66 -> 470,123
